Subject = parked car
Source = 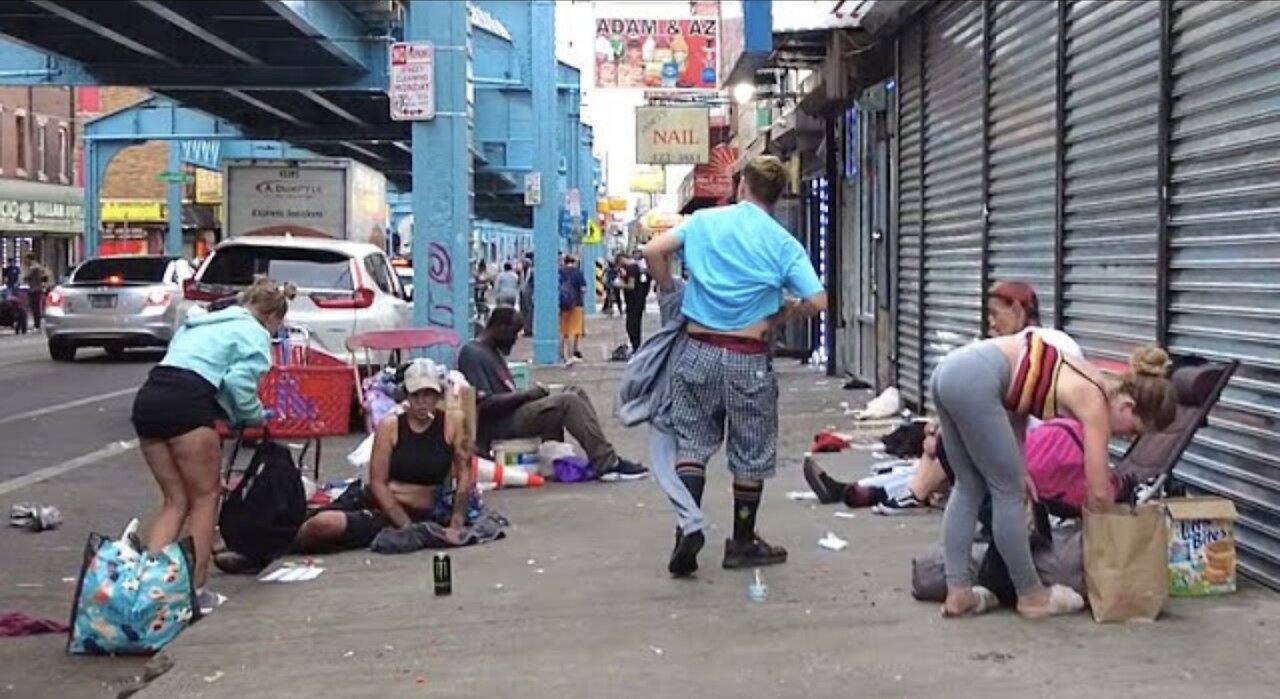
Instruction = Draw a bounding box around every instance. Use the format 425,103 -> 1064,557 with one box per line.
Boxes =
44,255 -> 195,362
183,236 -> 411,363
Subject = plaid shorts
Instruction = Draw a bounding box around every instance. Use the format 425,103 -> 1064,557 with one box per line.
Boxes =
669,337 -> 779,480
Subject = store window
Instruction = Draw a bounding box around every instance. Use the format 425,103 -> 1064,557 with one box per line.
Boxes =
57,125 -> 69,184
36,118 -> 48,181
14,111 -> 28,175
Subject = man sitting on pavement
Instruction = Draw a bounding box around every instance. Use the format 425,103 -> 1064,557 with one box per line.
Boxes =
457,307 -> 648,481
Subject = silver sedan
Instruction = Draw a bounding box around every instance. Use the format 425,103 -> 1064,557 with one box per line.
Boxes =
43,255 -> 194,362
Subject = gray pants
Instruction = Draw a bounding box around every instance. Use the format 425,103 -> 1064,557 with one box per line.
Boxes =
509,386 -> 617,471
649,425 -> 705,534
931,341 -> 1041,594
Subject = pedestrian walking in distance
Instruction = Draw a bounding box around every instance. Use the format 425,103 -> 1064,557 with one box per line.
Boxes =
644,155 -> 828,576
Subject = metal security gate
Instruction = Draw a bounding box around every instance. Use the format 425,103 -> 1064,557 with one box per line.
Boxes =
895,23 -> 925,407
1061,0 -> 1161,361
987,0 -> 1059,320
1167,0 -> 1280,588
921,0 -> 984,409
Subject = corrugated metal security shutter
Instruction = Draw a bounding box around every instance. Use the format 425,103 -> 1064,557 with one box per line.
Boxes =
1168,0 -> 1280,589
895,23 -> 925,408
921,0 -> 984,409
987,0 -> 1059,321
1061,0 -> 1161,361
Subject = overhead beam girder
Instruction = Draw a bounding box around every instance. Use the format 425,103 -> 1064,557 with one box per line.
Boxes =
265,0 -> 377,70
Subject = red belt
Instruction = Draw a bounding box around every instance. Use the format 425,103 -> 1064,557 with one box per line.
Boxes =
688,332 -> 770,356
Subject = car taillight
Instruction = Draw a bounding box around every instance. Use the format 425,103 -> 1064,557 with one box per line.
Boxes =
183,278 -> 222,302
310,288 -> 375,309
146,290 -> 171,307
46,289 -> 64,308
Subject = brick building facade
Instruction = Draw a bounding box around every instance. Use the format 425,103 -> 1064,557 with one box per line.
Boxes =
0,86 -> 84,277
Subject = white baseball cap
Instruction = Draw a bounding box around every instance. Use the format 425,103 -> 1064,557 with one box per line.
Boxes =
403,358 -> 443,395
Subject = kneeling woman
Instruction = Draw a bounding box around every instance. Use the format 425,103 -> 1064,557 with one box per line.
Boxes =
934,335 -> 1176,619
298,359 -> 473,550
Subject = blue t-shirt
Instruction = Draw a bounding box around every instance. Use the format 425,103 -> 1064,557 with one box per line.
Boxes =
674,202 -> 824,331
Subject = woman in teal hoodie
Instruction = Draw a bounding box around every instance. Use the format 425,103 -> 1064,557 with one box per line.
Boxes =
131,277 -> 291,611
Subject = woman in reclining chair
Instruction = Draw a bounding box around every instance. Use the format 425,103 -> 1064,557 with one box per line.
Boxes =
296,359 -> 474,551
805,281 -> 1083,514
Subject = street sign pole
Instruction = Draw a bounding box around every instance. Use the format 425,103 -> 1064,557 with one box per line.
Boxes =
531,0 -> 559,364
165,142 -> 183,257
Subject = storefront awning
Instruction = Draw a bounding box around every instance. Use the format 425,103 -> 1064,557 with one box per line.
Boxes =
0,179 -> 84,235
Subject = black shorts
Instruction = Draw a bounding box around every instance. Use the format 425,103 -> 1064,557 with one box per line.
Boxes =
332,487 -> 430,550
131,366 -> 222,440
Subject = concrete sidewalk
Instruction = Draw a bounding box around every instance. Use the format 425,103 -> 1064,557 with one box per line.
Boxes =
136,314 -> 1279,699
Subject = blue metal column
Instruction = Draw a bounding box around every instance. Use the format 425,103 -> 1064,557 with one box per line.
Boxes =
83,140 -> 130,258
166,142 -> 183,257
408,0 -> 473,352
530,0 -> 558,364
578,114 -> 600,315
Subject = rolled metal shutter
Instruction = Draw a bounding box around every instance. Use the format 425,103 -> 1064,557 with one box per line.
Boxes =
896,23 -> 925,408
987,0 -> 1059,321
921,0 -> 984,409
1168,0 -> 1280,590
1061,0 -> 1161,361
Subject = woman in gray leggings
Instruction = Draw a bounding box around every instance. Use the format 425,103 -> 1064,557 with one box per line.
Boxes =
932,333 -> 1178,618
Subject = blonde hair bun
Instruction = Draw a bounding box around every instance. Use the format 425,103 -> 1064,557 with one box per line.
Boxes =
1130,346 -> 1172,378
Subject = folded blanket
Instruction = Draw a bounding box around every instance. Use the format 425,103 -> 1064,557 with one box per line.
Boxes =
371,510 -> 508,554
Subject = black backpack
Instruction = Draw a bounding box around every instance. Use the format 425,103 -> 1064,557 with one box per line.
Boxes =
219,441 -> 306,564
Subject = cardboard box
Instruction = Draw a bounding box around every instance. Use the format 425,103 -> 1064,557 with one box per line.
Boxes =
1164,497 -> 1239,597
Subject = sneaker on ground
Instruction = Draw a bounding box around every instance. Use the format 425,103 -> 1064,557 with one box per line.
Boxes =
722,535 -> 788,569
871,493 -> 930,516
802,460 -> 844,505
668,528 -> 704,577
599,458 -> 648,482
196,588 -> 227,616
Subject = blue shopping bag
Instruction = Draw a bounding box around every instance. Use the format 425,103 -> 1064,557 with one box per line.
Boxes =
67,519 -> 201,655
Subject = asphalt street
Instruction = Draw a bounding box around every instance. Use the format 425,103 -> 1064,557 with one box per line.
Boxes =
0,335 -> 164,698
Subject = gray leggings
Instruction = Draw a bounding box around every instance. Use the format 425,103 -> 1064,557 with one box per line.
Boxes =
931,341 -> 1041,594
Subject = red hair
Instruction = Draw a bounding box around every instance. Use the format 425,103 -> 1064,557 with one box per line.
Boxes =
988,281 -> 1041,326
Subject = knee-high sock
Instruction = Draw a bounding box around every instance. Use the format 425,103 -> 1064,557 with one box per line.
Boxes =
676,463 -> 706,506
732,480 -> 764,542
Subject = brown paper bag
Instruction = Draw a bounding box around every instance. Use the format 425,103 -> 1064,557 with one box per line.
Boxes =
1083,503 -> 1169,623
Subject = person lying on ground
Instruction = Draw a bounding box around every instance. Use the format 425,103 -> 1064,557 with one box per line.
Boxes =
294,359 -> 474,552
456,307 -> 647,481
934,334 -> 1176,619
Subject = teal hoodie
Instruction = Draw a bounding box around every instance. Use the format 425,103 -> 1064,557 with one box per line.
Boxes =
160,306 -> 272,426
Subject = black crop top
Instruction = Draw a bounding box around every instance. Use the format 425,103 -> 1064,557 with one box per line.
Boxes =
388,411 -> 454,487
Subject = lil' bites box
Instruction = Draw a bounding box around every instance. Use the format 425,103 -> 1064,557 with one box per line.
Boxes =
1164,497 -> 1239,597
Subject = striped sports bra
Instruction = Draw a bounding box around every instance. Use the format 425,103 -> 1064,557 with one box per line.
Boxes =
1004,331 -> 1065,419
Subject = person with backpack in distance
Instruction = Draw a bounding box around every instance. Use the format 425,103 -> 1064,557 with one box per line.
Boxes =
558,255 -> 587,365
130,277 -> 293,614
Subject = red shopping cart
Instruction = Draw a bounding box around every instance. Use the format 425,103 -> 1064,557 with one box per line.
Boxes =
220,327 -> 355,482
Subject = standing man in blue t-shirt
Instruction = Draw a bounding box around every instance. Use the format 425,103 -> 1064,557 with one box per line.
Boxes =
643,156 -> 827,577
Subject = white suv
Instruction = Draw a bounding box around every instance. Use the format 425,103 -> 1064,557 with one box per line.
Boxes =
185,236 -> 411,363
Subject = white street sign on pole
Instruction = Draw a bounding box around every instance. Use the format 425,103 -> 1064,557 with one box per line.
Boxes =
524,172 -> 542,206
389,41 -> 435,121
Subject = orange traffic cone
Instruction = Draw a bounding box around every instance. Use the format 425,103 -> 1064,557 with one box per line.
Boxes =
473,457 -> 545,488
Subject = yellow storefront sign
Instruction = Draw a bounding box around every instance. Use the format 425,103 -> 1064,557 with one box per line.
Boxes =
194,169 -> 223,205
582,220 -> 603,244
101,201 -> 165,223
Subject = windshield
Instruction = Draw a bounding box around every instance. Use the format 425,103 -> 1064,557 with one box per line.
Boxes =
73,257 -> 170,284
199,245 -> 353,290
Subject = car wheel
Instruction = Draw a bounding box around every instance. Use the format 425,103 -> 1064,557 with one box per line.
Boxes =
49,339 -> 76,362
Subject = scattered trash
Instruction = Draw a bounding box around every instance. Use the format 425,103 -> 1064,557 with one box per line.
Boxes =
527,559 -> 536,565
343,651 -> 355,658
970,651 -> 1015,664
61,577 -> 76,583
259,564 -> 325,583
416,677 -> 426,684
805,609 -> 812,615
14,583 -> 42,588
648,645 -> 664,656
786,491 -> 819,501
635,502 -> 646,508
0,612 -> 69,637
494,583 -> 505,590
847,387 -> 902,420
818,532 -> 848,552
8,502 -> 62,532
384,645 -> 395,651
535,568 -> 545,574
748,568 -> 768,602
203,671 -> 224,684
833,512 -> 857,520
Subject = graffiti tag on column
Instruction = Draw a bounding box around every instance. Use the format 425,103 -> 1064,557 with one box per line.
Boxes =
426,241 -> 454,329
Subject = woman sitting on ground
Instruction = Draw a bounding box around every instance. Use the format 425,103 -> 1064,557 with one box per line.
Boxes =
296,359 -> 474,551
934,334 -> 1176,619
805,281 -> 1083,514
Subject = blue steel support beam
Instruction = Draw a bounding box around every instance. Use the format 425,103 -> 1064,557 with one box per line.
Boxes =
266,0 -> 376,69
530,1 -> 558,365
83,140 -> 133,257
166,143 -> 183,257
579,116 -> 599,315
408,0 -> 473,353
